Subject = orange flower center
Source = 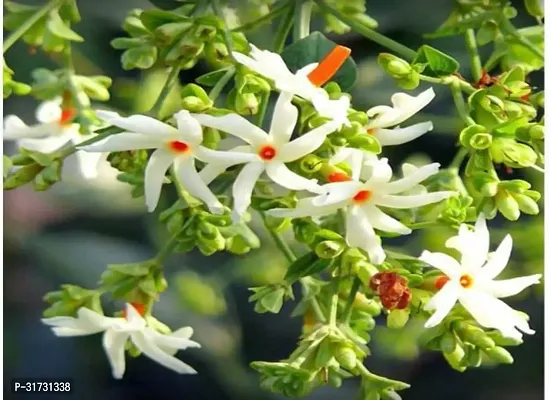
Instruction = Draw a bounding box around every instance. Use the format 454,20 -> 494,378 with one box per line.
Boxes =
353,189 -> 372,203
307,45 -> 352,87
59,108 -> 76,126
121,302 -> 146,319
366,128 -> 376,135
327,172 -> 351,182
459,274 -> 474,289
258,145 -> 277,160
435,276 -> 450,290
168,140 -> 190,153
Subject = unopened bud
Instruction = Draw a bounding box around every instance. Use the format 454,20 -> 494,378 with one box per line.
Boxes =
512,193 -> 539,215
335,345 -> 357,370
378,53 -> 412,78
235,92 -> 259,115
484,346 -> 514,364
496,190 -> 520,221
524,0 -> 545,17
469,133 -> 493,150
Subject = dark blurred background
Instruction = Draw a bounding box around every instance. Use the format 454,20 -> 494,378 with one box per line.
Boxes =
3,0 -> 544,399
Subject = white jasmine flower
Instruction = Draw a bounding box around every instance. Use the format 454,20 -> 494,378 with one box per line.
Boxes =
192,92 -> 339,223
80,110 -> 235,214
232,44 -> 352,126
330,88 -> 436,166
420,214 -> 541,340
3,99 -> 103,179
267,157 -> 453,264
42,303 -> 200,379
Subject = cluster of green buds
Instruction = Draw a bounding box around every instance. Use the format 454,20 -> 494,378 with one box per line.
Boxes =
315,0 -> 378,35
4,0 -> 82,54
4,147 -> 63,191
3,59 -> 31,98
111,7 -> 247,71
43,284 -> 103,318
378,53 -> 421,90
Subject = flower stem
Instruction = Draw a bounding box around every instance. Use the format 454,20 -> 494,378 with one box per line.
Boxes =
256,90 -> 271,128
231,1 -> 292,32
500,18 -> 544,60
464,29 -> 482,82
449,147 -> 469,173
209,66 -> 236,102
340,277 -> 360,323
273,2 -> 296,53
449,81 -> 475,126
260,211 -> 297,262
3,0 -> 61,53
150,67 -> 181,117
314,0 -> 417,60
211,0 -> 236,60
156,215 -> 197,263
293,0 -> 313,42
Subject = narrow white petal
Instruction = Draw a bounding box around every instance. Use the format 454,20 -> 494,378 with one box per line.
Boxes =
195,145 -> 258,165
374,121 -> 434,146
329,147 -> 354,166
77,308 -> 122,330
144,149 -> 175,212
374,191 -> 454,209
312,181 -> 362,206
269,92 -> 298,145
365,105 -> 400,129
80,133 -> 161,153
35,100 -> 62,123
266,197 -> 342,219
148,328 -> 201,353
42,316 -> 104,336
232,162 -> 265,222
312,95 -> 351,127
102,330 -> 129,379
199,163 -> 230,185
484,274 -> 541,298
362,158 -> 393,186
18,135 -> 71,153
362,205 -> 412,234
382,162 -> 440,194
173,110 -> 203,145
296,62 -> 319,76
95,110 -> 179,138
191,113 -> 268,147
67,151 -> 103,180
479,234 -> 513,280
278,122 -> 337,162
132,332 -> 198,374
447,214 -> 490,270
4,116 -> 63,141
419,250 -> 462,278
176,157 -> 225,214
459,290 -> 535,339
424,281 -> 460,328
368,88 -> 435,129
265,162 -> 323,193
345,206 -> 386,264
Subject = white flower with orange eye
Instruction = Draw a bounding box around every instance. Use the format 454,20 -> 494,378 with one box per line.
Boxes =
330,88 -> 436,166
79,110 -> 245,214
3,99 -> 103,179
267,157 -> 453,264
192,91 -> 339,223
42,303 -> 200,379
232,44 -> 352,127
420,214 -> 541,340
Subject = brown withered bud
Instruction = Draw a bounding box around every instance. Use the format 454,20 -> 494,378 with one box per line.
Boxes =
370,272 -> 411,310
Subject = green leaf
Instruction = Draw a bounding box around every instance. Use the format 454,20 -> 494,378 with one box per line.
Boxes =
280,31 -> 357,91
412,45 -> 459,77
121,46 -> 158,70
425,9 -> 502,38
195,67 -> 233,87
139,9 -> 188,31
285,252 -> 331,283
3,155 -> 12,179
46,10 -> 84,42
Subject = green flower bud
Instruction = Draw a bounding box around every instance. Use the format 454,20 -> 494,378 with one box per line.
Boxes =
181,83 -> 213,112
166,36 -> 204,63
293,220 -> 318,244
490,139 -> 537,168
454,321 -> 495,349
203,41 -> 231,69
443,342 -> 467,372
3,162 -> 43,190
387,309 -> 409,329
529,124 -> 544,140
353,293 -> 382,316
486,331 -> 523,346
327,370 -> 343,388
503,100 -> 523,119
329,135 -> 348,147
347,111 -> 368,126
463,345 -> 482,367
300,154 -> 323,174
528,91 -> 544,108
378,53 -> 412,79
469,133 -> 493,150
356,260 -> 380,285
154,21 -> 193,45
315,240 -> 346,259
256,287 -> 285,314
496,190 -> 520,221
440,332 -> 457,354
459,124 -> 487,149
235,92 -> 259,115
512,193 -> 539,215
335,345 -> 357,370
339,121 -> 364,139
395,72 -> 420,90
471,172 -> 499,197
524,0 -> 545,18
484,346 -> 514,364
348,134 -> 382,154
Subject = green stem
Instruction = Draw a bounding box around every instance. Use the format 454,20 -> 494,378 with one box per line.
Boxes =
156,215 -> 196,263
419,74 -> 476,94
340,277 -> 360,323
231,1 -> 292,32
256,90 -> 271,128
449,147 -> 469,173
150,67 -> 181,117
293,0 -> 313,42
273,2 -> 296,53
464,29 -> 482,82
260,212 -> 297,262
500,18 -> 544,60
449,81 -> 474,126
209,66 -> 236,102
3,0 -> 61,53
211,0 -> 236,60
314,0 -> 417,60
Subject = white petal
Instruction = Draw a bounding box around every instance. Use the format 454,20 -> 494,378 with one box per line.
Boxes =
232,45 -> 293,81
345,206 -> 386,264
329,147 -> 354,166
102,330 -> 129,379
296,62 -> 319,77
362,205 -> 412,234
65,151 -> 103,180
95,110 -> 179,138
18,134 -> 71,153
484,274 -> 541,298
231,162 -> 265,222
176,157 -> 225,214
35,100 -> 62,123
131,331 -> 198,374
191,113 -> 268,147
446,214 -> 490,270
479,234 -> 513,280
367,88 -> 435,129
424,281 -> 460,328
266,197 -> 342,219
173,110 -> 203,145
278,121 -> 337,162
374,191 -> 454,209
148,328 -> 201,354
269,92 -> 298,145
382,162 -> 440,194
41,316 -> 104,336
80,133 -> 161,152
312,95 -> 351,127
77,308 -> 123,330
419,251 -> 462,278
459,290 -> 534,339
312,181 -> 362,206
373,121 -> 433,146
4,116 -> 62,140
362,158 -> 393,186
144,149 -> 175,212
195,145 -> 258,165
265,162 -> 323,193
199,163 -> 230,185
